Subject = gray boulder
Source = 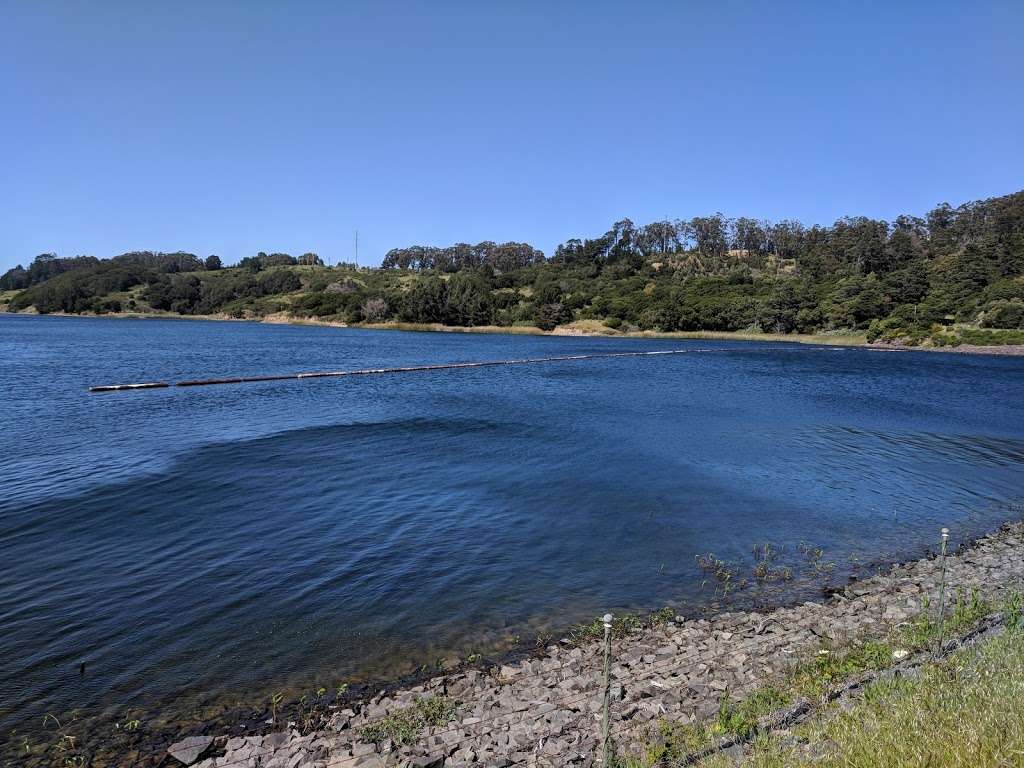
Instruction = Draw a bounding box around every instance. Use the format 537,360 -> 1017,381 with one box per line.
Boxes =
168,735 -> 214,765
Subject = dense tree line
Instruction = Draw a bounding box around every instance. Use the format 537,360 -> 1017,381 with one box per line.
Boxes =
3,252 -> 210,314
1,251 -> 319,314
143,269 -> 302,315
6,263 -> 141,314
0,252 -> 210,292
238,252 -> 323,271
381,241 -> 544,272
542,191 -> 1024,337
3,191 -> 1022,343
0,254 -> 100,290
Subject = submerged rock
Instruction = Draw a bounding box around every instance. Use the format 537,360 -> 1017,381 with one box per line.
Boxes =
168,735 -> 214,765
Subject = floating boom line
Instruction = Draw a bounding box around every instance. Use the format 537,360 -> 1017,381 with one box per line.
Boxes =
88,346 -> 796,393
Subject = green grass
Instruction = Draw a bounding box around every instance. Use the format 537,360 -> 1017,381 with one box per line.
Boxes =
958,327 -> 1024,346
620,589 -> 1023,767
787,640 -> 893,700
697,627 -> 1024,767
358,696 -> 457,746
896,587 -> 993,649
567,606 -> 676,646
568,614 -> 644,645
872,323 -> 1024,348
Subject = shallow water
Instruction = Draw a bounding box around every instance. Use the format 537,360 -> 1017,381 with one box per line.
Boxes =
1,314 -> 1022,735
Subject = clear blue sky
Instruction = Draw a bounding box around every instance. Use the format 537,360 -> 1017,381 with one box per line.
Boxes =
2,1 -> 1022,271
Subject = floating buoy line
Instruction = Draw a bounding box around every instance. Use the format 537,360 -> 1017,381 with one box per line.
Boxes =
88,346 -> 800,392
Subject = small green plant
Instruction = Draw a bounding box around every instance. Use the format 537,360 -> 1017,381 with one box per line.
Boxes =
359,696 -> 457,746
751,542 -> 796,582
645,719 -> 707,761
696,552 -> 748,595
1005,590 -> 1024,630
713,685 -> 791,738
37,712 -> 89,766
336,682 -> 349,698
270,691 -> 284,725
568,613 -> 643,645
629,685 -> 792,765
790,640 -> 893,699
752,542 -> 778,578
798,541 -> 835,577
296,687 -> 333,732
897,588 -> 994,651
649,606 -> 675,627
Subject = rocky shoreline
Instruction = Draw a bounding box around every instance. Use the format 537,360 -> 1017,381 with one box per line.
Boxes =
869,341 -> 1024,357
164,520 -> 1024,768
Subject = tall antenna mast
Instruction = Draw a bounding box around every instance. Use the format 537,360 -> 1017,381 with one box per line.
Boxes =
354,229 -> 359,267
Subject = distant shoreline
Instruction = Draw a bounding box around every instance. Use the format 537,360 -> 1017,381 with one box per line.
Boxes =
4,309 -> 1024,356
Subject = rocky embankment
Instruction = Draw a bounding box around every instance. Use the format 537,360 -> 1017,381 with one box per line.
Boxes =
178,522 -> 1024,768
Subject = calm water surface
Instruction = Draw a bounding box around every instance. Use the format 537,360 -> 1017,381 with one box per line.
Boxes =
1,314 -> 1023,734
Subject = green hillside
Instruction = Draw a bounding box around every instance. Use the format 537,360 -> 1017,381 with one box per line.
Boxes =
3,190 -> 1023,347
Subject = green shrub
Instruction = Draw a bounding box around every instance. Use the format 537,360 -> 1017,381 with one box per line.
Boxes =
979,299 -> 1024,329
359,696 -> 456,746
958,327 -> 1024,345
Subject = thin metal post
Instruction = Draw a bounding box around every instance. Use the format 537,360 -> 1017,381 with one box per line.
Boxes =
602,613 -> 613,766
935,527 -> 950,657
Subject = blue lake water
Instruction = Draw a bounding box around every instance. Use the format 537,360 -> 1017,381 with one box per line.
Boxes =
1,314 -> 1023,734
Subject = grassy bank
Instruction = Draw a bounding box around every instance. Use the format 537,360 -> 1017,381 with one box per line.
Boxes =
621,588 -> 1024,768
698,626 -> 1024,768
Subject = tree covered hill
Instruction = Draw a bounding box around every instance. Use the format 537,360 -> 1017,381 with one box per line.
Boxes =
3,190 -> 1023,345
